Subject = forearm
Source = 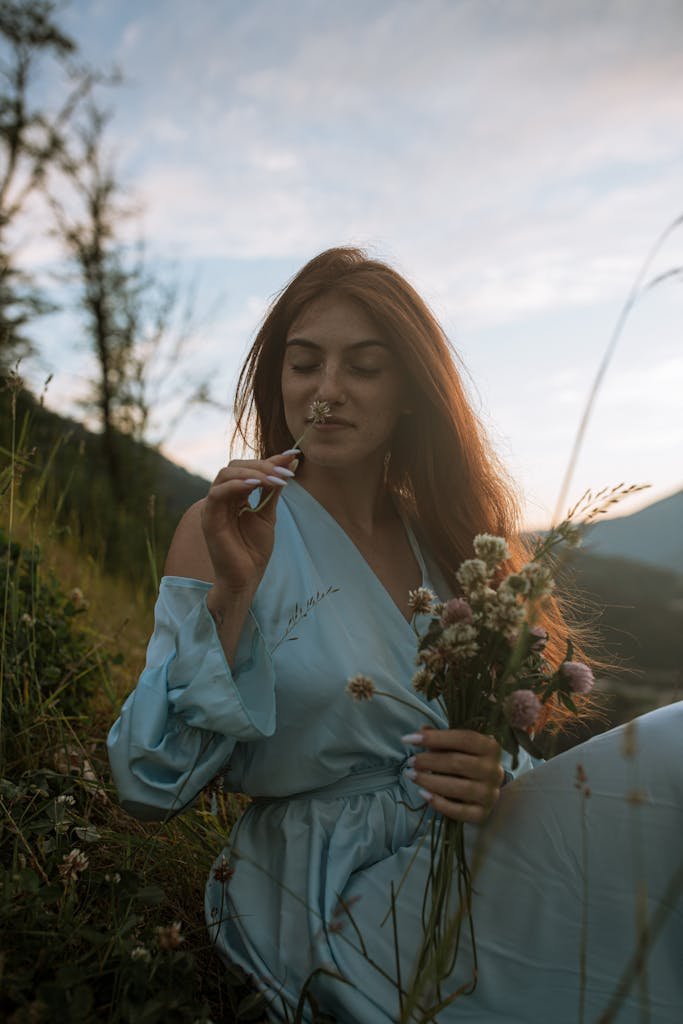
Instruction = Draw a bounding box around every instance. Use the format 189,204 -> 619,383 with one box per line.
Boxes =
206,583 -> 257,669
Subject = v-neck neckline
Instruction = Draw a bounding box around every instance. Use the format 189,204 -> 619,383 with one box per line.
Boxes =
284,480 -> 429,629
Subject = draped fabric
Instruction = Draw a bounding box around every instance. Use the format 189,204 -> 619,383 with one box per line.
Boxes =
108,481 -> 683,1022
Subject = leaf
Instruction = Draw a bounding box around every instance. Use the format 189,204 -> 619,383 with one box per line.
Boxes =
237,991 -> 268,1020
513,728 -> 545,761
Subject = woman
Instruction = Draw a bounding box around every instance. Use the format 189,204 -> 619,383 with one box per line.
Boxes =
108,248 -> 682,1023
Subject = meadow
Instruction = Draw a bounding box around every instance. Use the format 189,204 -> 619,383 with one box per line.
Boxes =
1,374 -> 679,1024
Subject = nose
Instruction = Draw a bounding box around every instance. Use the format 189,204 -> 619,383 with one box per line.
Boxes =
315,363 -> 347,406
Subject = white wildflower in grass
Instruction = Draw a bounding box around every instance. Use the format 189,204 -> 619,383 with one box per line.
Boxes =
20,612 -> 34,626
407,586 -> 436,615
155,921 -> 184,951
473,534 -> 510,570
56,794 -> 75,806
503,690 -> 542,731
69,587 -> 87,609
130,946 -> 151,963
560,661 -> 595,694
105,872 -> 121,884
455,558 -> 490,596
59,848 -> 89,884
346,674 -> 376,702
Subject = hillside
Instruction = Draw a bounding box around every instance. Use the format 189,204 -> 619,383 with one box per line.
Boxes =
580,488 -> 683,573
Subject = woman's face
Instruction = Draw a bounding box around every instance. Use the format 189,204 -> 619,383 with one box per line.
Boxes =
281,294 -> 408,472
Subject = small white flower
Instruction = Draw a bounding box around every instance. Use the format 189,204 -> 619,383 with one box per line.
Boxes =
407,587 -> 436,615
155,921 -> 184,950
473,534 -> 510,569
56,794 -> 75,806
131,946 -> 151,962
518,561 -> 555,599
105,872 -> 121,884
59,848 -> 89,884
456,559 -> 490,596
346,675 -> 376,701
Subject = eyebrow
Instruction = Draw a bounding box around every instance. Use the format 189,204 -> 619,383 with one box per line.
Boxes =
285,338 -> 390,352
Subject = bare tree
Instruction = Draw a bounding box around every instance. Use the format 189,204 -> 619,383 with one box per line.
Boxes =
51,103 -> 215,497
0,0 -> 98,369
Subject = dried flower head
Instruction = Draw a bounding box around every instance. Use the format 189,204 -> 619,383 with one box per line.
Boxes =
518,561 -> 555,600
529,625 -> 548,651
155,921 -> 184,951
441,623 -> 479,660
407,587 -> 436,615
131,946 -> 151,963
309,398 -> 332,424
456,558 -> 490,595
346,674 -> 376,701
213,855 -> 235,884
560,661 -> 595,694
411,663 -> 432,696
503,690 -> 541,731
473,534 -> 510,569
59,848 -> 89,884
441,598 -> 473,626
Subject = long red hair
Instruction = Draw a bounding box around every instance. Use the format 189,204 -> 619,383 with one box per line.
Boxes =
232,247 -> 597,729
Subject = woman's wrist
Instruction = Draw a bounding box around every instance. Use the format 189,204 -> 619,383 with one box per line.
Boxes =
206,583 -> 256,669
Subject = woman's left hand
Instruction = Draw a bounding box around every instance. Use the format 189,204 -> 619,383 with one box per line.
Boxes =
403,728 -> 504,824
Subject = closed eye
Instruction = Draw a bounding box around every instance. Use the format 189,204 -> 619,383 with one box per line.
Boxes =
289,364 -> 381,377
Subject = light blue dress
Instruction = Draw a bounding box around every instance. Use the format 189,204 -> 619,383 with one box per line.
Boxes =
108,481 -> 683,1023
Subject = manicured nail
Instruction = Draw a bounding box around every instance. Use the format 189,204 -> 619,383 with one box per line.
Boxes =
281,448 -> 301,456
265,475 -> 287,486
406,755 -> 416,768
401,733 -> 424,745
244,478 -> 261,485
418,788 -> 433,803
405,768 -> 417,781
270,465 -> 296,478
289,458 -> 299,472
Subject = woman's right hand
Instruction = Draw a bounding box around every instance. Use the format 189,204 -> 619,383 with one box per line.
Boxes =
200,449 -> 299,596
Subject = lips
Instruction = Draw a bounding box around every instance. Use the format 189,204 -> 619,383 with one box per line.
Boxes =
306,416 -> 353,426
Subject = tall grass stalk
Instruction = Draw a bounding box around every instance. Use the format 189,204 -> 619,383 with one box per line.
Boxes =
553,212 -> 683,526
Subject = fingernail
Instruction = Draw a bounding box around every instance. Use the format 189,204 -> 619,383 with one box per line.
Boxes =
401,733 -> 424,745
406,755 -> 416,767
405,768 -> 417,781
281,448 -> 301,456
418,788 -> 433,803
270,465 -> 295,478
244,478 -> 261,485
265,475 -> 288,487
289,457 -> 299,472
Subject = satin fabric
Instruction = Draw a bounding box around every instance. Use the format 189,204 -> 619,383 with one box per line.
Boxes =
108,481 -> 683,1022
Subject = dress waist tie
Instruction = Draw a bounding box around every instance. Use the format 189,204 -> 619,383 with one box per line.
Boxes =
251,759 -> 413,806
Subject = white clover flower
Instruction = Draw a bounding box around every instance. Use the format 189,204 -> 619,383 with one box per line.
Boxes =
407,587 -> 436,615
155,921 -> 184,950
131,946 -> 151,962
59,848 -> 89,884
346,675 -> 376,701
498,574 -> 530,600
56,794 -> 75,806
519,562 -> 555,599
441,623 -> 479,659
456,558 -> 490,596
411,668 -> 433,695
473,534 -> 510,569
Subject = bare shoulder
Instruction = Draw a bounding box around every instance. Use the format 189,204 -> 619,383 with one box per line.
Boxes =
163,499 -> 215,584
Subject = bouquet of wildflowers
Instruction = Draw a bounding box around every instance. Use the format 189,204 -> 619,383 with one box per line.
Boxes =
346,483 -> 647,1021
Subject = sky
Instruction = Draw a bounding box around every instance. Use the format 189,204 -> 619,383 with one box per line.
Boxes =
15,0 -> 683,530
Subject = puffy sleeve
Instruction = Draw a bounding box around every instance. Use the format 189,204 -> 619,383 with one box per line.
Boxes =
107,576 -> 277,821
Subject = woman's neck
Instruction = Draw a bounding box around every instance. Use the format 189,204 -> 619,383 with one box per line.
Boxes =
294,461 -> 395,538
